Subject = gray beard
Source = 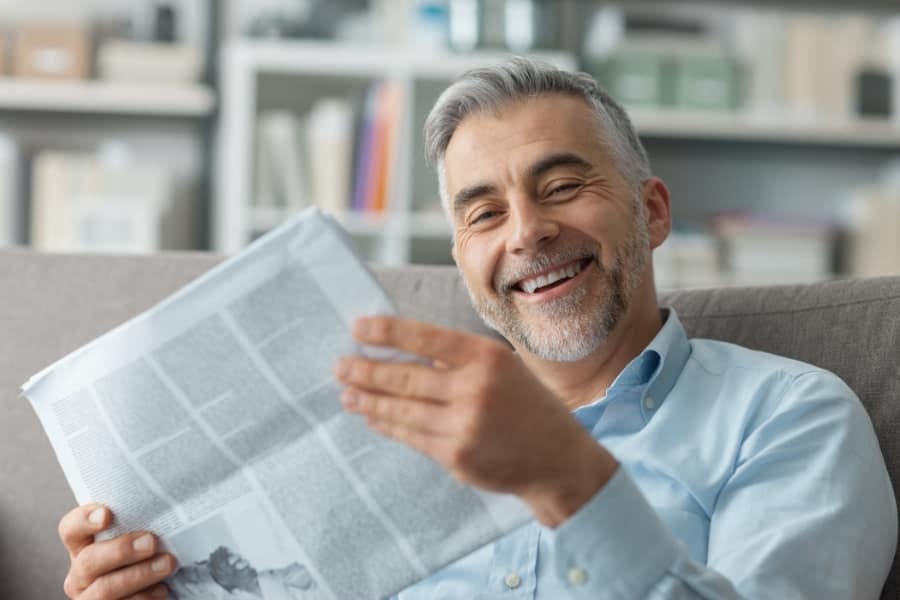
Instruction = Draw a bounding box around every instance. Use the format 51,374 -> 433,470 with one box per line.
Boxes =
463,217 -> 648,363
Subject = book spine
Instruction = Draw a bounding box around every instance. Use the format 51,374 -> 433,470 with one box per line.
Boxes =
351,83 -> 381,213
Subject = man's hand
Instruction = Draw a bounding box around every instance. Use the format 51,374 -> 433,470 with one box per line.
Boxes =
335,316 -> 619,527
58,504 -> 175,599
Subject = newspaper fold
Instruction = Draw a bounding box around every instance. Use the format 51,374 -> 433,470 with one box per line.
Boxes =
22,208 -> 529,600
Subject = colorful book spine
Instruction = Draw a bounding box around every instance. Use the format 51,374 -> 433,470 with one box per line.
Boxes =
349,81 -> 403,214
351,84 -> 380,213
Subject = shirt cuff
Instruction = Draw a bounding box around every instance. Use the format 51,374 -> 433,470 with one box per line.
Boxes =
542,466 -> 682,598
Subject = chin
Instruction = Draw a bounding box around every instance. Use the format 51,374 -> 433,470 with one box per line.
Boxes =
516,312 -> 613,362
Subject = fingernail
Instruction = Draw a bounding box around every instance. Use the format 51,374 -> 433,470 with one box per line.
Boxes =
151,556 -> 170,572
133,534 -> 153,553
343,390 -> 358,407
88,508 -> 106,526
336,359 -> 350,379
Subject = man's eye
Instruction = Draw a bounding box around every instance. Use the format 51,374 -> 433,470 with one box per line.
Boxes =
549,183 -> 580,197
470,210 -> 499,225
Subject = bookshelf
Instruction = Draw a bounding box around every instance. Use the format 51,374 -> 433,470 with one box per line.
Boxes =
0,0 -> 222,251
214,30 -> 900,270
213,39 -> 577,264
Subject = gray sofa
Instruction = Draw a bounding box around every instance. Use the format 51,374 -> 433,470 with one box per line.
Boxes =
2,249 -> 899,599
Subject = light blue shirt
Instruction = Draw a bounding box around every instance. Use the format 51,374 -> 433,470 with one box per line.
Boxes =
397,309 -> 897,599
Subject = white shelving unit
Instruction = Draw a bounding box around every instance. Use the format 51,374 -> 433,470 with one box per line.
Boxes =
0,79 -> 215,117
214,39 -> 576,263
214,39 -> 900,266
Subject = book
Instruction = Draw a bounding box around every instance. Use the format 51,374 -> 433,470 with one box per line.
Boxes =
306,98 -> 354,215
350,81 -> 403,214
0,134 -> 20,246
845,186 -> 900,278
255,110 -> 308,213
369,82 -> 402,213
351,83 -> 382,213
653,232 -> 721,290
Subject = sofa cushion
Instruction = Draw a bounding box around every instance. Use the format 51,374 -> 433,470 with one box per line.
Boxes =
1,251 -> 897,598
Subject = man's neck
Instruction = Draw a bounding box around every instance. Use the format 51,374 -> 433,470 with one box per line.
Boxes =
518,293 -> 664,411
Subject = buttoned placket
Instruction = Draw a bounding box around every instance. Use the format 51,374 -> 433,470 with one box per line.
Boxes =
486,523 -> 540,598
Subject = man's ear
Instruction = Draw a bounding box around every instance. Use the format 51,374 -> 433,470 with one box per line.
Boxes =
450,239 -> 458,264
641,177 -> 672,250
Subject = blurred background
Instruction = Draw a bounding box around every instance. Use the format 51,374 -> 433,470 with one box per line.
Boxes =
0,0 -> 899,289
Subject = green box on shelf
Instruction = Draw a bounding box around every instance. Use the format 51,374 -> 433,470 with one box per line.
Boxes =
591,51 -> 667,108
674,55 -> 740,110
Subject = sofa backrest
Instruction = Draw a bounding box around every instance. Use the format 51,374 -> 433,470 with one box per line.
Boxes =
1,250 -> 898,599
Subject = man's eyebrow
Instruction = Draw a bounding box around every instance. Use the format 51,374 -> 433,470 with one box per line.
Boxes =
528,152 -> 593,179
453,183 -> 498,217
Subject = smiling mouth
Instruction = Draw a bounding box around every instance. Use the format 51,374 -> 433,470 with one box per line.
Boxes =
513,258 -> 592,294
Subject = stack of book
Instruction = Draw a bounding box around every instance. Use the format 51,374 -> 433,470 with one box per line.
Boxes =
712,213 -> 835,286
653,232 -> 722,290
252,80 -> 402,226
30,150 -> 173,253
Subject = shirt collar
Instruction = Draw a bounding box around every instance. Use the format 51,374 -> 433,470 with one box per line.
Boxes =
643,308 -> 692,408
600,307 -> 692,408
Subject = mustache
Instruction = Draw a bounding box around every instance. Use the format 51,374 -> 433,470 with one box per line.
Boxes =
494,244 -> 602,293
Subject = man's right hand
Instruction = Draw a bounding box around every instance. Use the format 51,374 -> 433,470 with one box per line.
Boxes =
59,504 -> 176,599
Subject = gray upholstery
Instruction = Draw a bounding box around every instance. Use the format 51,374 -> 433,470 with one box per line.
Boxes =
1,250 -> 898,599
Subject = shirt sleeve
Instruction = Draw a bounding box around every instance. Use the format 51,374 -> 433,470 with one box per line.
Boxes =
542,370 -> 897,599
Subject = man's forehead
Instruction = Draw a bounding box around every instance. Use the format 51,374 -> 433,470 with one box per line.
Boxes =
448,95 -> 597,149
443,96 -> 603,188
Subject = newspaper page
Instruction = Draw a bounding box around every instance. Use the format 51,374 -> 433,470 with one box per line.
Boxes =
22,208 -> 530,599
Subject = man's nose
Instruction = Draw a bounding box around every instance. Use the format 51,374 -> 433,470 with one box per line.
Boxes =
506,201 -> 559,254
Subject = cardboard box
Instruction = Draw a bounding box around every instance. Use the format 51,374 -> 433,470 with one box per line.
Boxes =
14,24 -> 89,80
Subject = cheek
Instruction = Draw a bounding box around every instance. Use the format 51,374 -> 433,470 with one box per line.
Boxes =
568,203 -> 629,254
456,233 -> 502,293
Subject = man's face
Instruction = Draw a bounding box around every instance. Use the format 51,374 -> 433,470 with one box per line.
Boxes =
443,94 -> 652,362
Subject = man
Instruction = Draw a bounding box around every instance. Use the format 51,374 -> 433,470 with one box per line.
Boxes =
58,58 -> 896,599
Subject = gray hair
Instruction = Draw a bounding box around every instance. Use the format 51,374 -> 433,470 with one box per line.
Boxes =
423,56 -> 651,211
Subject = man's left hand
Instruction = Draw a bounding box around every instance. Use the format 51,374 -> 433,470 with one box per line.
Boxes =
334,316 -> 618,527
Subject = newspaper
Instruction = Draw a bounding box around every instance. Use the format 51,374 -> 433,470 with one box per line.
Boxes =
22,208 -> 530,599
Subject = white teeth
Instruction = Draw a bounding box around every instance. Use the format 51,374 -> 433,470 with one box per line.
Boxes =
518,261 -> 584,294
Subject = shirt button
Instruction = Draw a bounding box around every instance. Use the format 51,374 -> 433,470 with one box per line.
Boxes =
504,572 -> 521,589
568,567 -> 587,586
644,395 -> 656,410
